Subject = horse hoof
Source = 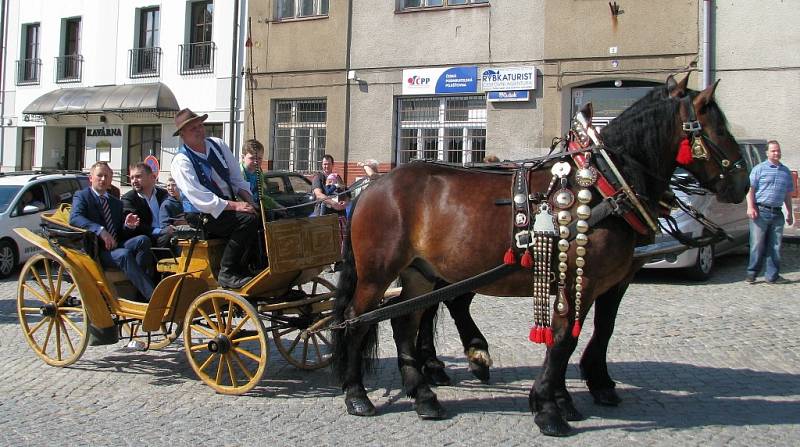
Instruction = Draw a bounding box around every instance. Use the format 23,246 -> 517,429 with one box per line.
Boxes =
557,399 -> 585,421
345,396 -> 376,416
468,361 -> 490,384
423,366 -> 452,387
534,412 -> 573,437
414,397 -> 447,420
591,387 -> 622,407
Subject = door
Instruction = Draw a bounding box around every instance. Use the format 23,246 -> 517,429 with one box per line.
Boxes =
20,127 -> 35,170
64,127 -> 85,170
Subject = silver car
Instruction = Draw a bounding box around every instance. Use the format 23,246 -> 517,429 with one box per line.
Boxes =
640,140 -> 767,280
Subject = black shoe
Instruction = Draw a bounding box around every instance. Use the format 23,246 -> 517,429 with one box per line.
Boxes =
744,274 -> 756,284
217,271 -> 253,289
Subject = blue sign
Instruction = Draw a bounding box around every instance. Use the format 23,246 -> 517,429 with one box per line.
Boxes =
487,90 -> 530,102
435,67 -> 478,94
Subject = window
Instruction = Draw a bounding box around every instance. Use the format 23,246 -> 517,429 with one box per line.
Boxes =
130,7 -> 161,77
46,179 -> 80,208
399,0 -> 488,10
397,95 -> 486,165
205,122 -> 224,140
272,99 -> 327,173
56,18 -> 82,82
128,125 -> 162,173
181,1 -> 214,74
21,127 -> 36,170
12,183 -> 47,217
277,0 -> 329,20
17,23 -> 41,85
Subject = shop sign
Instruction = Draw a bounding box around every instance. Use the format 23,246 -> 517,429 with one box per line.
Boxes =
480,66 -> 536,91
487,90 -> 530,102
402,66 -> 478,95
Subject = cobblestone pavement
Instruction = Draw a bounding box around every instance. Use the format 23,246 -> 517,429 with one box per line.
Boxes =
1,246 -> 798,446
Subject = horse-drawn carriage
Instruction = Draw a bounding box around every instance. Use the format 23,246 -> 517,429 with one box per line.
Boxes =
15,204 -> 341,394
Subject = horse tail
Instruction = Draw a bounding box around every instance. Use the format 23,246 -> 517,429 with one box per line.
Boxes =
332,195 -> 379,382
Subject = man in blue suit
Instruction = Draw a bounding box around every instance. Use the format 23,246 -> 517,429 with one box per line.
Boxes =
70,161 -> 155,301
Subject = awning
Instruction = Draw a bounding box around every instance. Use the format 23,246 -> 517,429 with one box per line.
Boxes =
23,82 -> 180,116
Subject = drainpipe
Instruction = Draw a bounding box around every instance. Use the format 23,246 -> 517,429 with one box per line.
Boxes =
702,0 -> 712,89
0,0 -> 8,170
228,0 -> 240,155
342,0 -> 353,182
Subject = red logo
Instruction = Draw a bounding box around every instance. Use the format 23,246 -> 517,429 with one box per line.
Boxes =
407,76 -> 430,86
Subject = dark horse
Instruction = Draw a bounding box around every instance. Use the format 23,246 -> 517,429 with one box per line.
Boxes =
332,75 -> 749,436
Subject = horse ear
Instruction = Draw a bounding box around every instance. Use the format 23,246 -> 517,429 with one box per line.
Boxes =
694,79 -> 721,109
579,102 -> 594,122
668,73 -> 690,98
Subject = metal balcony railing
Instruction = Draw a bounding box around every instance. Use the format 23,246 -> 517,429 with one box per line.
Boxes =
129,47 -> 162,78
55,54 -> 83,83
179,41 -> 215,75
16,58 -> 41,85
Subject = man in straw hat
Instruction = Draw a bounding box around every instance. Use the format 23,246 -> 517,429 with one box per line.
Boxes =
170,108 -> 258,289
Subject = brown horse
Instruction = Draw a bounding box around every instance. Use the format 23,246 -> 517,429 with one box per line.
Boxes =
332,75 -> 749,436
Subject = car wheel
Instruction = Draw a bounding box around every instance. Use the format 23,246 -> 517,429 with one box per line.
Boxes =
685,244 -> 714,281
0,239 -> 19,278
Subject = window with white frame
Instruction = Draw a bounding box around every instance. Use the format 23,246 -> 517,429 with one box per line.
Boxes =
272,99 -> 327,173
277,0 -> 329,20
397,95 -> 486,165
399,0 -> 488,10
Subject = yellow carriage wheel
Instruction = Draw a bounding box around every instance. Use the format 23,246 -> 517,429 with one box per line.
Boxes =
17,254 -> 88,367
272,277 -> 335,370
183,290 -> 268,395
120,321 -> 182,350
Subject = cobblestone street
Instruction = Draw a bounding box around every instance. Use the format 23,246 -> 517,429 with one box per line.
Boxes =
1,247 -> 798,446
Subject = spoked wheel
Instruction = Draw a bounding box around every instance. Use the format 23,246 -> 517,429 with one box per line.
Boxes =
271,277 -> 335,370
183,290 -> 268,395
17,254 -> 88,367
120,321 -> 182,350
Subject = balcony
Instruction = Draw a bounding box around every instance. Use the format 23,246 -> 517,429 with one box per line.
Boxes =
55,54 -> 83,83
129,47 -> 162,78
179,41 -> 215,75
16,58 -> 41,85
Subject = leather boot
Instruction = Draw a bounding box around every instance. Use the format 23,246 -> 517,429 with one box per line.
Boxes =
218,237 -> 253,289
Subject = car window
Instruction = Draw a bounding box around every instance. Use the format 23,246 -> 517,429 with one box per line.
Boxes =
0,185 -> 22,213
77,177 -> 89,189
47,179 -> 80,208
12,183 -> 48,217
288,176 -> 312,194
265,178 -> 286,194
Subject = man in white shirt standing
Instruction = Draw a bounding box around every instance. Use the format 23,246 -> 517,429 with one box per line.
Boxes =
170,108 -> 258,289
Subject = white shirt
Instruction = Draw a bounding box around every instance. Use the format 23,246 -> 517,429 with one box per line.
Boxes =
171,137 -> 251,218
138,189 -> 162,233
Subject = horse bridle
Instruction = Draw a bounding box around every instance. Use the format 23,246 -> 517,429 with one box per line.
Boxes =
680,95 -> 746,179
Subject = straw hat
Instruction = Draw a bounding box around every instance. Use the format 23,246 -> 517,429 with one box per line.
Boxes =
173,108 -> 208,136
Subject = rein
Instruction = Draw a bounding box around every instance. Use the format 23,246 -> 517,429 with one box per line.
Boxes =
679,95 -> 747,177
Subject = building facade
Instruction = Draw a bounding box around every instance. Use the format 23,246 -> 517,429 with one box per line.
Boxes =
0,0 -> 249,182
247,0 -> 798,182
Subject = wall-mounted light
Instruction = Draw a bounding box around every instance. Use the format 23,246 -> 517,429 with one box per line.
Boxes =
614,80 -> 623,88
347,70 -> 359,82
99,116 -> 107,123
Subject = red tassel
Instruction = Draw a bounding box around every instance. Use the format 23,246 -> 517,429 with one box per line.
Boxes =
536,327 -> 544,343
544,327 -> 554,347
528,326 -> 538,343
520,249 -> 533,269
571,321 -> 582,338
504,248 -> 516,265
676,137 -> 693,165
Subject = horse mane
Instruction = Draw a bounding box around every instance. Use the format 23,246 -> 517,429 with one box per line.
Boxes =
599,85 -> 682,202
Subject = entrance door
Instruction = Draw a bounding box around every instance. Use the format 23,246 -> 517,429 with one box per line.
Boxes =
21,127 -> 35,170
64,127 -> 85,170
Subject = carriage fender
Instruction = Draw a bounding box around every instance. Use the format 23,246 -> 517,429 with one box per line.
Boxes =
14,228 -> 115,329
141,271 -> 208,332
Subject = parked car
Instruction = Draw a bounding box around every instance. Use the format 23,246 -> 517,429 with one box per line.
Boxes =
640,140 -> 767,280
261,171 -> 315,218
0,171 -> 91,278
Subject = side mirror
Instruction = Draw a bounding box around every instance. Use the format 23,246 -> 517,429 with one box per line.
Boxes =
23,205 -> 42,214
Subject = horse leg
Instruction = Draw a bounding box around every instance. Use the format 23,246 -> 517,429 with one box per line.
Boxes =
416,303 -> 452,386
444,292 -> 492,383
579,282 -> 627,406
394,269 -> 447,419
529,330 -> 580,437
342,323 -> 378,416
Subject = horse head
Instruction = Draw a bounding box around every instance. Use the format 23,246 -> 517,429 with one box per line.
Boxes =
666,74 -> 749,204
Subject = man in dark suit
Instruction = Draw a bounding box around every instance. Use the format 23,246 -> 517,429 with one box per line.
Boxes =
70,161 -> 155,301
122,162 -> 172,247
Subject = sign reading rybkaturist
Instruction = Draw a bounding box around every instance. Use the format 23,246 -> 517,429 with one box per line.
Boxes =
481,66 -> 536,91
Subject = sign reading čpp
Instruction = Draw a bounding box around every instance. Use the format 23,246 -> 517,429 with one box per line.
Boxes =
402,66 -> 478,95
481,66 -> 537,91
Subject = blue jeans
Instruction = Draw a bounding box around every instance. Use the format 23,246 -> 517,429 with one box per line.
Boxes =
99,235 -> 155,301
747,207 -> 785,282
